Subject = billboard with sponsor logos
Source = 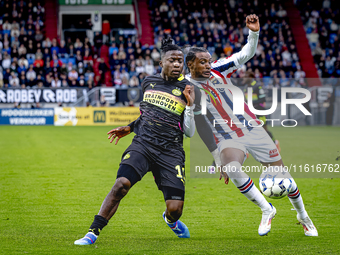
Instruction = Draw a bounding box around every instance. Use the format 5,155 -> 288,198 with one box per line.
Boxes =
54,107 -> 140,126
0,108 -> 54,125
59,0 -> 132,5
0,88 -> 86,104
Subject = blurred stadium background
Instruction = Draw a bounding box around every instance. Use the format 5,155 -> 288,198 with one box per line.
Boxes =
0,0 -> 339,126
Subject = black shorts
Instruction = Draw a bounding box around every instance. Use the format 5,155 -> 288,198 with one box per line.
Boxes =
119,141 -> 186,192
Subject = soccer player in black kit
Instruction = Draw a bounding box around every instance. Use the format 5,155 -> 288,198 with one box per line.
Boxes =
74,37 -> 195,245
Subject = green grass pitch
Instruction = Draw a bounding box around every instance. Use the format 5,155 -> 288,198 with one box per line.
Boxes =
0,126 -> 339,254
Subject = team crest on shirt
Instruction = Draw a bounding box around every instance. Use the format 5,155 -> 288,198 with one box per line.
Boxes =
123,152 -> 131,160
210,76 -> 222,85
150,83 -> 156,88
172,88 -> 182,96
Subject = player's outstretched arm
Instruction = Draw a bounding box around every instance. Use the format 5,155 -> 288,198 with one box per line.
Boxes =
107,126 -> 131,145
183,85 -> 195,137
235,14 -> 260,65
210,14 -> 260,78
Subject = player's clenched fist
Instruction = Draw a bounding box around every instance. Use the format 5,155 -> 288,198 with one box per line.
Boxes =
107,126 -> 131,145
246,14 -> 260,32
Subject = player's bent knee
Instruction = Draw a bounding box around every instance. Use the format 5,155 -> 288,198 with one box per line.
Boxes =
112,177 -> 131,198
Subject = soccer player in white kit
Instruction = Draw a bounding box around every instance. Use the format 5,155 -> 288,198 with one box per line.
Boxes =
185,14 -> 318,236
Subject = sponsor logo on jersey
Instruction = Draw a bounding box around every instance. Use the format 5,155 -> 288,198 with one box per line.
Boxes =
269,148 -> 279,158
143,90 -> 186,115
172,88 -> 182,96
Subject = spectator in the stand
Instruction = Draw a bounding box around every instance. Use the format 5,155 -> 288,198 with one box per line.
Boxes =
61,75 -> 69,87
50,55 -> 62,69
121,77 -> 129,88
116,35 -> 125,46
127,54 -> 135,67
35,30 -> 44,42
69,79 -> 79,87
9,72 -> 20,87
85,69 -> 95,81
75,50 -> 83,64
136,55 -> 145,67
129,75 -> 139,87
223,42 -> 233,56
51,76 -> 61,87
83,49 -> 93,67
18,44 -> 27,56
19,71 -> 26,85
144,56 -> 155,75
98,95 -> 109,107
168,7 -> 178,19
78,62 -> 85,76
294,66 -> 306,84
113,72 -> 122,87
2,55 -> 11,69
120,68 -> 130,82
26,64 -> 36,81
98,58 -> 108,84
67,45 -> 74,58
159,2 -> 169,14
109,43 -> 119,56
94,32 -> 103,52
68,67 -> 78,81
74,38 -> 83,51
151,48 -> 161,63
109,54 -> 120,70
87,77 -> 94,89
59,40 -> 69,59
45,75 -> 52,87
34,55 -> 44,68
136,62 -> 145,75
51,39 -> 59,55
0,72 -> 3,88
129,66 -> 137,78
3,69 -> 11,87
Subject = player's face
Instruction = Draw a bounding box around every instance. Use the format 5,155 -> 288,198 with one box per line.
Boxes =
189,52 -> 212,79
160,51 -> 184,79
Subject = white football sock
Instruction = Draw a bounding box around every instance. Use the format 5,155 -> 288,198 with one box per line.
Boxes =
226,161 -> 272,212
288,179 -> 308,219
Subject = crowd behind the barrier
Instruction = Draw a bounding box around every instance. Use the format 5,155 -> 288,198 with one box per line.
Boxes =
0,0 -> 339,91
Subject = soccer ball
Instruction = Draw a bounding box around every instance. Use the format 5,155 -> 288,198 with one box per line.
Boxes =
259,174 -> 293,199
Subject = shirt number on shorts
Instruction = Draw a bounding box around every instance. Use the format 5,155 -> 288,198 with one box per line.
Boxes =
175,165 -> 185,184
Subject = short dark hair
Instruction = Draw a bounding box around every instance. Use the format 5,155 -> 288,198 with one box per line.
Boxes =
185,47 -> 209,67
160,36 -> 183,59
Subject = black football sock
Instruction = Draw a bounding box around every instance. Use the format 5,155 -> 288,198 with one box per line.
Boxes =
88,215 -> 108,236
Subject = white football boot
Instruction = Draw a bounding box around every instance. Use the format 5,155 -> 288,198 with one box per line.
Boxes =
258,203 -> 276,236
297,215 -> 318,236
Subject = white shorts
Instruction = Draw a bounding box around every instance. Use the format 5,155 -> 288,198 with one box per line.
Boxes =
217,127 -> 282,163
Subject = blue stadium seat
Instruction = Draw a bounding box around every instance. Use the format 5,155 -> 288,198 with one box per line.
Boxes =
68,58 -> 76,65
2,30 -> 11,36
329,34 -> 337,44
60,58 -> 68,64
28,58 -> 35,65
